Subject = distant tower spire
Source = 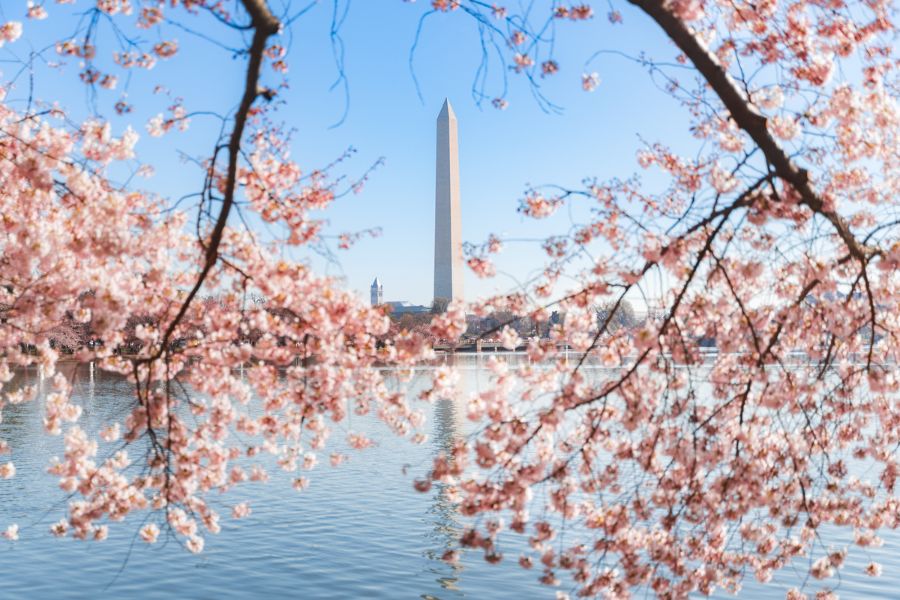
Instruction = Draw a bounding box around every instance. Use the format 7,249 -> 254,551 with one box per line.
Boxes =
370,277 -> 383,306
434,98 -> 464,304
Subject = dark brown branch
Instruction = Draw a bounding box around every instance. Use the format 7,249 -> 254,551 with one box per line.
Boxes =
627,0 -> 872,265
148,0 -> 280,359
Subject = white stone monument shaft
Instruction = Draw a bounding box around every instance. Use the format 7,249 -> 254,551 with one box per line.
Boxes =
434,99 -> 464,303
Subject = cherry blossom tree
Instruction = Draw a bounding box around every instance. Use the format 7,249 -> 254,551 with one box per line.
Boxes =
416,0 -> 900,598
1,0 -> 899,598
0,0 -> 433,554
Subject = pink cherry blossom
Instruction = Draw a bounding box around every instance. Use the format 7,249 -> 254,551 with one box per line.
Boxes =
139,524 -> 160,544
0,22 -> 23,45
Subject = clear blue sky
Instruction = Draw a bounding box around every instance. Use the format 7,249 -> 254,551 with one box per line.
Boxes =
4,1 -> 693,306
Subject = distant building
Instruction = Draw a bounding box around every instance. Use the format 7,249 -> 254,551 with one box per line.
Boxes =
370,277 -> 383,306
386,301 -> 430,316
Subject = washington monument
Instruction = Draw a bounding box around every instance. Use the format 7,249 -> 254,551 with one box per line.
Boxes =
434,99 -> 464,303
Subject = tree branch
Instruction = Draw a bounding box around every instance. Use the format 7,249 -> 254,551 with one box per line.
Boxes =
627,0 -> 872,264
150,0 -> 280,358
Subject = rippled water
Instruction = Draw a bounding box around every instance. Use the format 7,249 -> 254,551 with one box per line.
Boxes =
0,358 -> 897,599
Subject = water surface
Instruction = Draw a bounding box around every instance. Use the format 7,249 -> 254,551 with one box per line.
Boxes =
0,358 -> 895,598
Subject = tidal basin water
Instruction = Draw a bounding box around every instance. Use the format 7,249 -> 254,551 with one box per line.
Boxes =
0,357 -> 897,599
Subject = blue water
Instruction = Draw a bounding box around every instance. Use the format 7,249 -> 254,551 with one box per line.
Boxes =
0,359 -> 896,598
